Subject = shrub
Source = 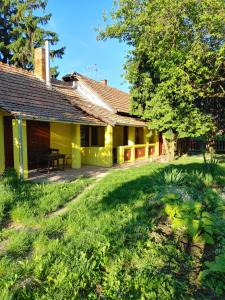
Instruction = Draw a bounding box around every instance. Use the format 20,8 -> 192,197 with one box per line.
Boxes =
199,250 -> 225,297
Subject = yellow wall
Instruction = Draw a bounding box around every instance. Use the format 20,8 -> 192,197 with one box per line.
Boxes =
81,125 -> 113,167
154,130 -> 159,156
50,122 -> 82,168
0,111 -> 5,173
113,126 -> 124,147
72,124 -> 81,168
128,126 -> 135,146
50,122 -> 72,157
12,119 -> 28,179
128,127 -> 135,161
81,147 -> 110,166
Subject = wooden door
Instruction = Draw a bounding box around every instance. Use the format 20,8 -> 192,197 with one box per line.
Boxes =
27,121 -> 50,169
4,116 -> 14,169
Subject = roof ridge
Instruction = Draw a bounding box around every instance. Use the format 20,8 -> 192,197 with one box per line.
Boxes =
75,72 -> 129,95
52,80 -> 146,127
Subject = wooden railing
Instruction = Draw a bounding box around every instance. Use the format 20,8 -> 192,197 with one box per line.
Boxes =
116,143 -> 156,164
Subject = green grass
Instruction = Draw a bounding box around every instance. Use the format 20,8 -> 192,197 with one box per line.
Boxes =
0,158 -> 225,299
0,170 -> 92,227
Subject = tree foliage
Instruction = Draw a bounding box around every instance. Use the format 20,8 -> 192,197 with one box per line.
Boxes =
0,0 -> 65,73
99,0 -> 225,138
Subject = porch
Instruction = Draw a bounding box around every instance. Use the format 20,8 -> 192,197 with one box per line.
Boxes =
113,125 -> 159,164
28,157 -> 154,183
0,111 -> 159,179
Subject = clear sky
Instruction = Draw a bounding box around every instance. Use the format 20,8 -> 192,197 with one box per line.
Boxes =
46,0 -> 129,92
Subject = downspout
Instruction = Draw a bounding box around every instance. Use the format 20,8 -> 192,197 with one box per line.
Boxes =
18,115 -> 24,179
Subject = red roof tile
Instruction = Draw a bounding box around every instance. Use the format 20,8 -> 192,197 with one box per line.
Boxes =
52,79 -> 146,127
0,63 -> 104,125
0,62 -> 146,128
75,73 -> 131,113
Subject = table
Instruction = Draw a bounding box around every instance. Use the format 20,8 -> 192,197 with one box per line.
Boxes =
37,153 -> 66,173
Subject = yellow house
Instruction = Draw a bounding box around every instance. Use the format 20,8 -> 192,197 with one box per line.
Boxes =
0,47 -> 160,179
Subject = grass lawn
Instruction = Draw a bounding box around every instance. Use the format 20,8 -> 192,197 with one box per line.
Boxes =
0,157 -> 225,299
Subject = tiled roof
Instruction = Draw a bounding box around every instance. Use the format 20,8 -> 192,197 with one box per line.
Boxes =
0,62 -> 146,128
0,63 -> 104,125
75,73 -> 131,113
52,79 -> 146,127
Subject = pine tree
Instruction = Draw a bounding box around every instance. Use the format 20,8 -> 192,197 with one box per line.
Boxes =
0,1 -> 15,63
0,0 -> 65,73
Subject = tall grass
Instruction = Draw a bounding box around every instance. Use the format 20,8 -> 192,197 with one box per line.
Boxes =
0,158 -> 224,299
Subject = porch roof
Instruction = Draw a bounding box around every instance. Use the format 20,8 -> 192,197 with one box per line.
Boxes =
0,63 -> 104,125
52,79 -> 147,127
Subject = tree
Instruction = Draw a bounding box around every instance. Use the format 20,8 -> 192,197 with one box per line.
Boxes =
0,0 -> 65,75
99,0 -> 225,157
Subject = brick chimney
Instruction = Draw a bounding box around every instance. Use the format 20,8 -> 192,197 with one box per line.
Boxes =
100,79 -> 107,86
34,47 -> 46,81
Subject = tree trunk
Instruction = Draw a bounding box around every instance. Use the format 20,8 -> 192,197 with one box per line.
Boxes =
162,133 -> 176,161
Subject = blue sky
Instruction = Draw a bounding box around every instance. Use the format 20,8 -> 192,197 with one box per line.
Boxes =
46,0 -> 129,92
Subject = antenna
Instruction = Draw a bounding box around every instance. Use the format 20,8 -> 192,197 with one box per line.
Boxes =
86,64 -> 99,79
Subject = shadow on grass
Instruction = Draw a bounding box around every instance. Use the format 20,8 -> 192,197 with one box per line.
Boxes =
96,162 -> 225,298
100,162 -> 225,210
215,154 -> 225,164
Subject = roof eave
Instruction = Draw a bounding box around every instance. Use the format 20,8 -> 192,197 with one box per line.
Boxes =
11,112 -> 106,126
115,122 -> 147,127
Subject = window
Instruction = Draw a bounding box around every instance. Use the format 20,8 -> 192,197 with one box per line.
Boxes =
97,127 -> 105,147
135,127 -> 144,144
81,126 -> 105,147
91,127 -> 98,146
123,126 -> 128,145
81,126 -> 90,147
